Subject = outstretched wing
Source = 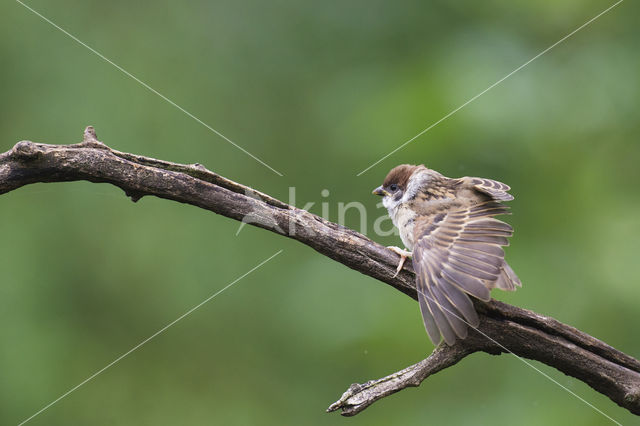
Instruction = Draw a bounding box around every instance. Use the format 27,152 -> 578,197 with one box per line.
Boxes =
413,202 -> 514,345
464,176 -> 521,290
464,177 -> 514,201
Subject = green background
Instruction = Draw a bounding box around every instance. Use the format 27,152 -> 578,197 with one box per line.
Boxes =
1,0 -> 638,424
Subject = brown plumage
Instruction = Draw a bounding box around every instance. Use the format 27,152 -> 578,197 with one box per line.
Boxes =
373,164 -> 521,345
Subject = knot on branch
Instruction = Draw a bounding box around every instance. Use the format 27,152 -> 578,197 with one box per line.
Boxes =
124,190 -> 145,203
12,141 -> 43,161
80,125 -> 108,149
625,390 -> 640,405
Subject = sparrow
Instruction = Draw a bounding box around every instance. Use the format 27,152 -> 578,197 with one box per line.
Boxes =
373,164 -> 521,346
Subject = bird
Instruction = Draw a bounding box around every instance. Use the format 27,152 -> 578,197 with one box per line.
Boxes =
373,164 -> 521,346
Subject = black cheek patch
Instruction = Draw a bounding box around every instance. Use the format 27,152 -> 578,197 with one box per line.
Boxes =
393,191 -> 403,202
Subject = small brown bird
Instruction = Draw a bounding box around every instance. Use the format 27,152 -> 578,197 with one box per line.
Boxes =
373,164 -> 521,346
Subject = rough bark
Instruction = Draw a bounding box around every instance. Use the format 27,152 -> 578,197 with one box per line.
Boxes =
1,127 -> 638,417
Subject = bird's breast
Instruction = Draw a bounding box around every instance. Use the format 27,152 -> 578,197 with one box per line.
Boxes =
390,205 -> 417,250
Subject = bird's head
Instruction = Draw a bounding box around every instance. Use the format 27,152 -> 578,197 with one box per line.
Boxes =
373,164 -> 423,209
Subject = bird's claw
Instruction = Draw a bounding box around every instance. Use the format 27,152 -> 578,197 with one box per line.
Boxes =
393,256 -> 407,278
387,246 -> 412,278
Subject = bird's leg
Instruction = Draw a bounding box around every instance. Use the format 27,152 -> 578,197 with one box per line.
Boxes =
387,246 -> 413,278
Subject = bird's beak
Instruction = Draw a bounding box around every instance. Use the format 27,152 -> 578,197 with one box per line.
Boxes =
372,186 -> 389,196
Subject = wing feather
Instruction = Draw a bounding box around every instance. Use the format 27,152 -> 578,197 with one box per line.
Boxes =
438,274 -> 479,326
423,283 -> 457,345
450,252 -> 501,273
412,196 -> 520,345
465,177 -> 514,201
449,255 -> 501,277
466,219 -> 513,232
416,271 -> 441,344
449,246 -> 503,266
441,266 -> 491,301
430,284 -> 468,340
458,234 -> 509,245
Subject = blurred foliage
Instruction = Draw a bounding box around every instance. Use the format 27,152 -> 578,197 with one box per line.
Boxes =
1,0 -> 638,424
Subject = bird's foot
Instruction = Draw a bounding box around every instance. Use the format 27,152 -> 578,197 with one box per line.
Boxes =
387,246 -> 412,278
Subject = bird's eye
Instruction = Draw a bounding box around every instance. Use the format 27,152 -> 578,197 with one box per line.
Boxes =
389,184 -> 398,192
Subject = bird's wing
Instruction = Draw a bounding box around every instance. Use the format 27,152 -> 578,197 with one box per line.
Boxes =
461,177 -> 514,201
413,202 -> 513,345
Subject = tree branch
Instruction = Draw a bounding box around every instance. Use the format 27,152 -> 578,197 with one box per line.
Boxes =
1,127 -> 639,417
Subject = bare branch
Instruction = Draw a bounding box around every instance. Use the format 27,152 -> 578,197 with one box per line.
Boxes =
1,127 -> 639,417
328,302 -> 640,416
